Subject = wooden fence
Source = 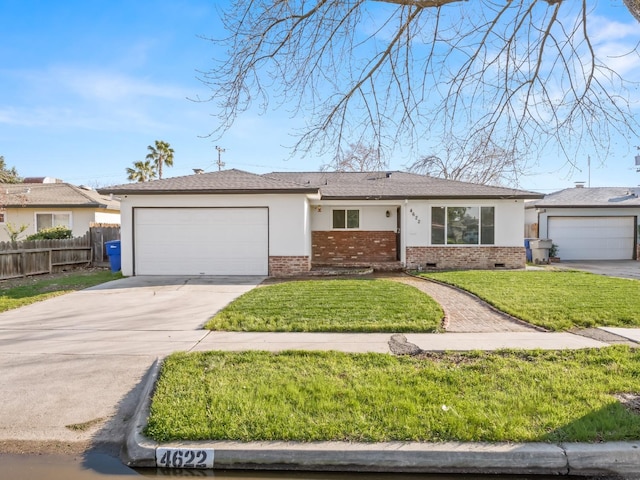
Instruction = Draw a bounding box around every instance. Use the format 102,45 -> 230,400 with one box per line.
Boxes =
0,225 -> 120,280
89,224 -> 121,267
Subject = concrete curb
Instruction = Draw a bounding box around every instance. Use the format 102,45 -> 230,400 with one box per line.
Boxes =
122,359 -> 640,476
120,358 -> 161,468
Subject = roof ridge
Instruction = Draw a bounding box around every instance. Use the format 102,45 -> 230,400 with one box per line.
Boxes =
66,183 -> 104,206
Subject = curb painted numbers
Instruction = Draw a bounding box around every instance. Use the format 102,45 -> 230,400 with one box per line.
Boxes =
156,448 -> 214,469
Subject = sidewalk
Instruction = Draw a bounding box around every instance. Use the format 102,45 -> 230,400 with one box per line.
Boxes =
2,273 -> 640,476
122,275 -> 640,477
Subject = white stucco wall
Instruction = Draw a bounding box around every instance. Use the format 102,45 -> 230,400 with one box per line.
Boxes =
118,193 -> 311,276
404,199 -> 526,247
0,207 -> 118,242
94,211 -> 121,225
309,201 -> 398,231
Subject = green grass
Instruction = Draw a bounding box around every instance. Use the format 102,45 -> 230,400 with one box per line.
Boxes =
205,279 -> 443,332
145,347 -> 640,443
0,270 -> 122,312
419,270 -> 640,331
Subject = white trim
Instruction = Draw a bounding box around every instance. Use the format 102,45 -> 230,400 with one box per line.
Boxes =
331,208 -> 361,230
34,211 -> 73,232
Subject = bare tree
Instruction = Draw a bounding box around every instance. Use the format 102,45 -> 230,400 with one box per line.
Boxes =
407,134 -> 522,186
201,0 -> 639,170
321,142 -> 388,171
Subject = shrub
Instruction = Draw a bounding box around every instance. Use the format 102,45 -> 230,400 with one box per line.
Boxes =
26,226 -> 72,240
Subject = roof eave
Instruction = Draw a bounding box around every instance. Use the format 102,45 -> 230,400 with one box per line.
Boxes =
99,188 -> 318,195
320,194 -> 544,201
532,203 -> 640,208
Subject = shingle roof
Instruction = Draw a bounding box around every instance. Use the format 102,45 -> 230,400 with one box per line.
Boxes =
528,187 -> 640,208
1,183 -> 120,209
98,169 -> 542,199
98,169 -> 318,195
265,171 -> 542,199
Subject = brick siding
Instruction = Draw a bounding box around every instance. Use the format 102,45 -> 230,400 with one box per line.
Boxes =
269,256 -> 311,277
311,231 -> 397,265
406,246 -> 525,270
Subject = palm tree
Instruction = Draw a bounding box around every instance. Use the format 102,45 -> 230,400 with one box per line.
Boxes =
146,140 -> 174,179
126,160 -> 157,183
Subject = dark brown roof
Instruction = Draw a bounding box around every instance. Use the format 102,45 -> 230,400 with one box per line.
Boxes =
1,183 -> 120,209
98,169 -> 542,199
266,171 -> 542,199
98,169 -> 318,195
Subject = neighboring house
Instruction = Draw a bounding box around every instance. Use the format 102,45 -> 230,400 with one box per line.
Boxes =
525,185 -> 640,261
0,182 -> 120,242
99,169 -> 541,277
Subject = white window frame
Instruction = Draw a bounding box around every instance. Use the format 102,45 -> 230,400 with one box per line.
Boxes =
332,208 -> 360,230
34,211 -> 72,232
431,206 -> 495,246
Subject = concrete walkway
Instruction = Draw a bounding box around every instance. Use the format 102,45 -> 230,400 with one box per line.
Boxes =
2,273 -> 640,476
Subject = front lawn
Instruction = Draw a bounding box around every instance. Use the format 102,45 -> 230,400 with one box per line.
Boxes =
419,270 -> 640,331
205,279 -> 443,332
0,270 -> 122,312
145,347 -> 640,443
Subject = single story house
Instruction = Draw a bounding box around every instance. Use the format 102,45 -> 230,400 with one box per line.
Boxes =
525,185 -> 640,261
0,182 -> 121,242
100,169 -> 541,277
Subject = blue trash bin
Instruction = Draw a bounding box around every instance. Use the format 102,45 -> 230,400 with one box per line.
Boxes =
105,240 -> 121,272
524,238 -> 532,263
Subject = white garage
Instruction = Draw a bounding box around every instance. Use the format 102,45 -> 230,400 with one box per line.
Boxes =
548,216 -> 635,260
133,207 -> 269,275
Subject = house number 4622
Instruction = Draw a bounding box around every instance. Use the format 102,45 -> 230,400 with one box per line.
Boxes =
156,448 -> 214,469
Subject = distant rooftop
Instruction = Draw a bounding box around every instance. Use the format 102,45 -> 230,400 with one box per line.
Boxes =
2,183 -> 120,209
528,186 -> 640,208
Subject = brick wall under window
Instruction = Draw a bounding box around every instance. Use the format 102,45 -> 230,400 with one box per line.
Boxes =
312,231 -> 397,265
406,246 -> 525,270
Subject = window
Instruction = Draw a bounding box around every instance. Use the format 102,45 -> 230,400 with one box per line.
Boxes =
333,209 -> 359,229
36,212 -> 71,232
431,206 -> 495,245
0,212 -> 4,223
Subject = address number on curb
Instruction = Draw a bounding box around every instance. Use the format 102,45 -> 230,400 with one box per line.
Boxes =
156,448 -> 214,469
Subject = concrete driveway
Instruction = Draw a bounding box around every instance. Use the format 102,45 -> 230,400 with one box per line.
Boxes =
0,276 -> 262,446
550,260 -> 640,280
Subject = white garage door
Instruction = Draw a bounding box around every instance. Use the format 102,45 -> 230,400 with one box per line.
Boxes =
134,207 -> 268,275
548,216 -> 634,260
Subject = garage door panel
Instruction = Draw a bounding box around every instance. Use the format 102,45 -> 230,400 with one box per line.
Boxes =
548,216 -> 634,261
134,208 -> 268,275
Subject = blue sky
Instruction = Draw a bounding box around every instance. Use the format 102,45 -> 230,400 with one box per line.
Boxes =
1,0 -> 639,192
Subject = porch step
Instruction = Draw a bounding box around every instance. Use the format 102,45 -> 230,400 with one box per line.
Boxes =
310,261 -> 404,275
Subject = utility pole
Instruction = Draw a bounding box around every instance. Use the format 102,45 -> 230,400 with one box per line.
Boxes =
215,145 -> 226,171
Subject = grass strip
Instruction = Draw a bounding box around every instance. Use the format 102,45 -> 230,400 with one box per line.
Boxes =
206,279 -> 443,332
145,347 -> 640,443
0,270 -> 122,312
419,270 -> 640,331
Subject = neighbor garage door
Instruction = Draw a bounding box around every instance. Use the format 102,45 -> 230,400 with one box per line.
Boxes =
134,207 -> 268,275
547,216 -> 635,260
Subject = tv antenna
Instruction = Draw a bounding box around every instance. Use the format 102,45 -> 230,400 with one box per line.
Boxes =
215,145 -> 226,171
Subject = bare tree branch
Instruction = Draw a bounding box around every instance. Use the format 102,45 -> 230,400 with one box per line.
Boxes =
201,0 -> 640,171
